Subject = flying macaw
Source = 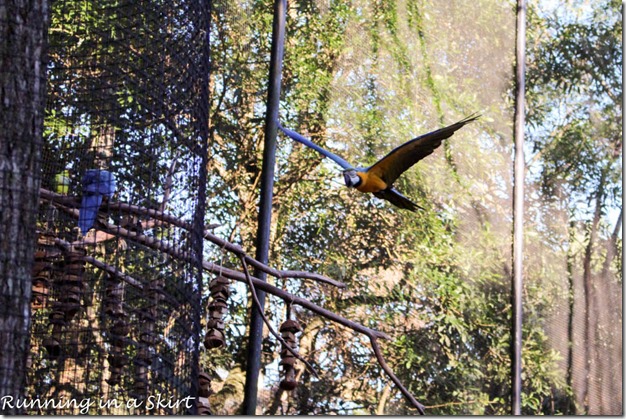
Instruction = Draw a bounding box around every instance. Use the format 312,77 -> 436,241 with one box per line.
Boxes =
277,114 -> 479,211
78,169 -> 116,235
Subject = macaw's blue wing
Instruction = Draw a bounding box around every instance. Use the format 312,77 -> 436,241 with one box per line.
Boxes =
82,169 -> 116,197
78,170 -> 116,235
277,121 -> 354,170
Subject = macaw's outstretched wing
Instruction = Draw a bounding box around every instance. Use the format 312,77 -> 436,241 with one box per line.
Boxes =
374,187 -> 422,212
367,114 -> 480,185
277,121 -> 354,170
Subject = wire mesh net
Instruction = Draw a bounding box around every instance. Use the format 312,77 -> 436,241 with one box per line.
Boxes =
27,0 -> 210,414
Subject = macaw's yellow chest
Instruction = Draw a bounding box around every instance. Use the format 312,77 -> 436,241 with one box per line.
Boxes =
355,171 -> 388,193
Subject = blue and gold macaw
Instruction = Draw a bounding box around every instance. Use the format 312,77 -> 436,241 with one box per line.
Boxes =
277,114 -> 479,211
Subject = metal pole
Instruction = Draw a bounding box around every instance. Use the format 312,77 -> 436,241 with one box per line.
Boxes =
512,0 -> 526,415
242,0 -> 286,414
188,0 -> 213,414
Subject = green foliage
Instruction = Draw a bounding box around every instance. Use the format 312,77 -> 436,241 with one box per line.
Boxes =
524,0 -> 622,414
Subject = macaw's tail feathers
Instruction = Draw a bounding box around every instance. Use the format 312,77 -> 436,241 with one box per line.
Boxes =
78,193 -> 104,235
457,112 -> 481,127
78,169 -> 117,235
276,120 -> 354,170
374,188 -> 423,212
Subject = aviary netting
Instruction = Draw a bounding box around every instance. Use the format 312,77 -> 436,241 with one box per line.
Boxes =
27,0 -> 427,414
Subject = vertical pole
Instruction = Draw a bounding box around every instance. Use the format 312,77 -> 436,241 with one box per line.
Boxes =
242,0 -> 286,414
188,0 -> 213,414
512,0 -> 526,415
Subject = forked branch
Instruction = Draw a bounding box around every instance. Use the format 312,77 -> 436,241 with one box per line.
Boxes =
38,187 -> 425,413
238,255 -> 319,378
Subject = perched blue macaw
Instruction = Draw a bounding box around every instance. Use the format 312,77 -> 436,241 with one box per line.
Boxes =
78,169 -> 116,235
277,114 -> 479,211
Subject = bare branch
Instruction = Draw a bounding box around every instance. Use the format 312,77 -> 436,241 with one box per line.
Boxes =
38,187 -> 429,410
238,255 -> 319,378
38,193 -> 375,335
369,336 -> 426,415
424,399 -> 497,409
158,150 -> 180,214
52,237 -> 144,290
81,230 -> 118,245
39,187 -> 219,232
86,216 -> 391,341
39,187 -> 344,288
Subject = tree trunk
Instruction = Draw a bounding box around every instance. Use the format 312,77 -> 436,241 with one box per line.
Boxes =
581,173 -> 605,414
601,211 -> 621,278
565,220 -> 576,414
0,0 -> 50,413
375,383 -> 392,415
597,211 -> 622,414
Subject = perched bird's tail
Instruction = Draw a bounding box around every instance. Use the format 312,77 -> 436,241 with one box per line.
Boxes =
78,170 -> 117,235
78,193 -> 104,235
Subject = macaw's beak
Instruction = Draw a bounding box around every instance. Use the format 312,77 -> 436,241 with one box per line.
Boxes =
342,171 -> 351,187
342,170 -> 361,188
